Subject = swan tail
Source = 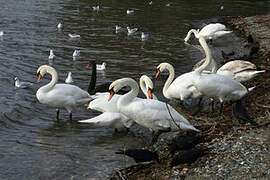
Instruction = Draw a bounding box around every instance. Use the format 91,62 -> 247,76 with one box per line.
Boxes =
180,123 -> 200,132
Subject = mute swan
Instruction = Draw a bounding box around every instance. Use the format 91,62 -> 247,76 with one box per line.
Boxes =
127,27 -> 138,35
96,62 -> 106,71
57,23 -> 63,29
79,75 -> 156,131
65,72 -> 73,84
48,50 -> 55,60
191,37 -> 254,111
141,32 -> 149,40
108,78 -> 199,144
68,33 -> 80,38
73,50 -> 80,57
126,9 -> 134,14
36,65 -> 93,120
184,23 -> 232,42
14,77 -> 33,89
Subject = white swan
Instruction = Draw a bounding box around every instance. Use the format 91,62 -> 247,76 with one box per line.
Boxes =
73,50 -> 80,57
14,77 -> 33,89
36,65 -> 93,120
127,27 -> 138,35
65,72 -> 73,84
79,75 -> 156,131
48,49 -> 55,60
108,78 -> 199,143
184,23 -> 232,42
97,62 -> 106,71
68,33 -> 80,38
191,37 -> 254,110
216,60 -> 265,82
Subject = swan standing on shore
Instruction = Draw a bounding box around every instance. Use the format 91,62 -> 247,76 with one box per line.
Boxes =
65,72 -> 73,84
36,65 -> 93,121
108,78 -> 199,144
184,23 -> 232,42
14,77 -> 33,89
79,75 -> 156,131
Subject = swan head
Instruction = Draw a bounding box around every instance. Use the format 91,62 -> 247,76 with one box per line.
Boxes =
155,62 -> 173,79
140,75 -> 154,99
37,65 -> 52,82
108,78 -> 135,101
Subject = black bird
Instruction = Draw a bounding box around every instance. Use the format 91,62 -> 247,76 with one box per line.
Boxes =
170,148 -> 211,167
115,149 -> 159,163
87,61 -> 129,95
233,100 -> 258,126
168,135 -> 210,155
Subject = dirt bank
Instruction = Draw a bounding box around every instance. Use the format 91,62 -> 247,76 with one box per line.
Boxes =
110,14 -> 270,180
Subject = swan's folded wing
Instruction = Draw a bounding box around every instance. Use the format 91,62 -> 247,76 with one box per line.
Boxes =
78,112 -> 133,129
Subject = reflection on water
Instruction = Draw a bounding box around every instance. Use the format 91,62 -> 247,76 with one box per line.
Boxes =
0,0 -> 269,178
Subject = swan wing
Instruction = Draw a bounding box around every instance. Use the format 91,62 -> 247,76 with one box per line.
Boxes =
78,112 -> 133,129
218,60 -> 256,74
199,23 -> 226,36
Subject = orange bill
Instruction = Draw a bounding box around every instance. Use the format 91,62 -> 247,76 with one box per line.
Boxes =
108,89 -> 115,101
155,69 -> 160,79
148,89 -> 153,99
37,74 -> 42,82
223,57 -> 229,63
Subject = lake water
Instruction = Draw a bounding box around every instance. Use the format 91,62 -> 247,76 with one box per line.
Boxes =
0,0 -> 269,179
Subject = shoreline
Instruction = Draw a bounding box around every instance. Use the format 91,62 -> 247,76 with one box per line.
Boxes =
110,14 -> 270,180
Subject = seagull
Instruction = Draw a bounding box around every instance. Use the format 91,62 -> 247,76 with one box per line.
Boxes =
14,77 -> 33,89
141,32 -> 149,40
68,33 -> 80,38
57,23 -> 63,29
73,50 -> 80,57
48,49 -> 55,59
0,31 -> 4,36
115,25 -> 122,33
96,62 -> 106,71
65,72 -> 73,84
126,9 -> 134,14
92,5 -> 100,11
127,27 -> 138,35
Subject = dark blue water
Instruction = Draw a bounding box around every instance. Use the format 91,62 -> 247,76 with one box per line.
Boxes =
0,0 -> 269,179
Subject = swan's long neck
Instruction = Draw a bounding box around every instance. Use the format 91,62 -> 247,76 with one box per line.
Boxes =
42,67 -> 58,92
139,76 -> 148,98
88,61 -> 97,94
163,64 -> 175,99
195,37 -> 212,74
184,29 -> 200,41
211,57 -> 218,73
118,78 -> 139,106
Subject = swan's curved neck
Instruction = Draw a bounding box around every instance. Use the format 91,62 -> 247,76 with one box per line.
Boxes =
139,77 -> 147,98
118,78 -> 139,105
163,64 -> 175,99
88,61 -> 97,94
185,29 -> 199,41
42,67 -> 58,91
195,37 -> 212,74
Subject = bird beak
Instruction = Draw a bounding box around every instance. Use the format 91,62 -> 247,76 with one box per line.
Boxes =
37,73 -> 42,82
148,89 -> 153,99
87,62 -> 91,68
223,57 -> 229,63
108,89 -> 115,101
155,69 -> 160,79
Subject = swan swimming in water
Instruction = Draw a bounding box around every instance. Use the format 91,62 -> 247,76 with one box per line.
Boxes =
14,77 -> 33,89
108,78 -> 199,144
65,72 -> 73,84
36,65 -> 93,121
48,49 -> 55,60
184,23 -> 232,42
79,75 -> 156,131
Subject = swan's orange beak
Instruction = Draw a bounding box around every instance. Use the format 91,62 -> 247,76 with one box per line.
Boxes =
155,69 -> 160,79
108,89 -> 115,101
148,89 -> 153,99
37,73 -> 42,82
